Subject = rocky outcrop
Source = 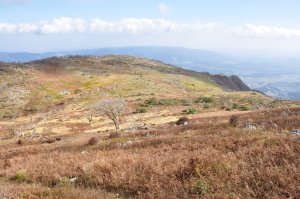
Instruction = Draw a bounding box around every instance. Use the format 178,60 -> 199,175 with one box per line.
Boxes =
212,74 -> 251,91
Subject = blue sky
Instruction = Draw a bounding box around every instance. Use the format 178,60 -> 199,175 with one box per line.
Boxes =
1,0 -> 300,55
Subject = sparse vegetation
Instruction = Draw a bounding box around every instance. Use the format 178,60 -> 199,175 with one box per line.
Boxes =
195,96 -> 214,104
135,107 -> 148,113
183,107 -> 197,114
1,108 -> 300,198
0,56 -> 300,198
193,179 -> 210,195
143,97 -> 160,106
12,170 -> 28,182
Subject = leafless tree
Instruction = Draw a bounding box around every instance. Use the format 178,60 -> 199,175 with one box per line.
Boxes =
86,113 -> 93,133
93,98 -> 126,131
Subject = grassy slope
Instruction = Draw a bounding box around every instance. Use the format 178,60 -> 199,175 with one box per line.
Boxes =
1,55 -> 299,137
1,56 -> 300,198
0,108 -> 300,198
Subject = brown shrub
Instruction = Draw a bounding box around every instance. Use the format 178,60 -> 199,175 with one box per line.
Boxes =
108,132 -> 120,139
176,117 -> 189,126
41,137 -> 56,144
229,115 -> 239,127
17,139 -> 24,145
87,137 -> 98,146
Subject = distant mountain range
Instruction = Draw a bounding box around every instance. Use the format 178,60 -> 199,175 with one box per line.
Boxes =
1,46 -> 299,100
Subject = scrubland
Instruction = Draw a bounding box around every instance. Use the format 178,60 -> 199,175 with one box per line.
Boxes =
1,108 -> 300,199
1,56 -> 300,198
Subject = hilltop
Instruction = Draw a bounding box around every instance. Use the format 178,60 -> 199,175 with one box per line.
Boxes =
1,46 -> 299,100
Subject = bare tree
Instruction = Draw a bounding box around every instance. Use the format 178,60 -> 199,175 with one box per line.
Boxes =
93,98 -> 126,131
86,113 -> 93,133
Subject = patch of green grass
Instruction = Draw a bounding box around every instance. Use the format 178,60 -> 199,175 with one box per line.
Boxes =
143,98 -> 160,106
58,177 -> 72,187
13,170 -> 28,182
135,107 -> 148,113
193,179 -> 210,195
29,84 -> 66,109
195,96 -> 214,104
183,107 -> 197,114
181,76 -> 222,93
142,98 -> 192,107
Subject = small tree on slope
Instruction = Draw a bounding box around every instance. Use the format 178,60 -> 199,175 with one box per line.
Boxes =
94,98 -> 126,131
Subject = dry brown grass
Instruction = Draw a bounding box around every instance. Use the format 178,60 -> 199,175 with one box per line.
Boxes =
1,108 -> 300,198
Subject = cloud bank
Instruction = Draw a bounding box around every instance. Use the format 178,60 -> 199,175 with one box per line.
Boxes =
1,17 -> 300,39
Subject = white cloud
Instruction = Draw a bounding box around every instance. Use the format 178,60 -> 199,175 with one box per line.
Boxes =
0,23 -> 17,33
158,3 -> 170,16
234,24 -> 300,38
39,18 -> 86,34
1,17 -> 300,39
18,23 -> 38,33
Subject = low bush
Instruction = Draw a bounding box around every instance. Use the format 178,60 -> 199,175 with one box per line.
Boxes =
135,107 -> 148,113
17,139 -> 24,145
232,103 -> 239,109
58,177 -> 71,187
12,170 -> 27,182
143,98 -> 190,107
193,179 -> 210,195
144,98 -> 159,106
229,115 -> 239,127
175,117 -> 189,125
87,137 -> 98,146
159,99 -> 182,106
181,99 -> 192,106
195,96 -> 214,104
239,106 -> 249,111
183,108 -> 197,114
203,103 -> 212,109
108,132 -> 120,139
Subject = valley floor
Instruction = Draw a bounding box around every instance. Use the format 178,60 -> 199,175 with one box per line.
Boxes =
1,108 -> 300,198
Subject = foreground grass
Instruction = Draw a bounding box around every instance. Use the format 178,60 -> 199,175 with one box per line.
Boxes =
1,109 -> 300,198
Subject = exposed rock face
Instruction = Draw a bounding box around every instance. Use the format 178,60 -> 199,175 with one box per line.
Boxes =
289,130 -> 300,136
245,124 -> 257,131
212,75 -> 251,91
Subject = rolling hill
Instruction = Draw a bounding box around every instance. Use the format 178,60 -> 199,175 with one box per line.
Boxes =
1,46 -> 299,100
1,55 -> 300,198
0,55 -> 275,136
